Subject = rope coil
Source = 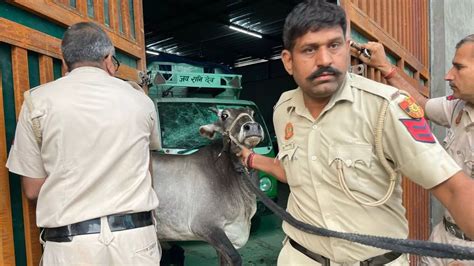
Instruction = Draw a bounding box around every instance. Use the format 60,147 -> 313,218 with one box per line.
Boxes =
336,100 -> 397,206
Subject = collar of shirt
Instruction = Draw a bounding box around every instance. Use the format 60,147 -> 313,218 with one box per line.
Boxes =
67,66 -> 109,77
285,72 -> 354,121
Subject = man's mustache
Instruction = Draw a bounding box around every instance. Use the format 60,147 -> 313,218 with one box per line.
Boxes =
306,67 -> 342,81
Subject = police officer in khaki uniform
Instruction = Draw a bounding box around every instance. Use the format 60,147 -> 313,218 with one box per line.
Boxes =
240,1 -> 474,265
6,22 -> 161,265
357,35 -> 474,266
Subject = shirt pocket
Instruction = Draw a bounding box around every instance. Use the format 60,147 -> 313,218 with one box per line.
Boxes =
328,144 -> 373,192
277,143 -> 301,186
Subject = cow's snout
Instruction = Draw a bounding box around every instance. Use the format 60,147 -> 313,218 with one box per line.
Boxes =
239,122 -> 264,148
242,122 -> 260,133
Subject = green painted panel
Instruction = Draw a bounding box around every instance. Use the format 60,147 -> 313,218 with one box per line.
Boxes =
0,42 -> 27,266
28,52 -> 40,88
350,28 -> 369,44
115,50 -> 137,68
404,66 -> 415,78
0,2 -> 65,39
117,0 -> 124,33
386,54 -> 397,65
104,0 -> 111,26
419,78 -> 426,86
53,59 -> 63,80
87,0 -> 94,18
70,0 -> 77,8
129,0 -> 136,39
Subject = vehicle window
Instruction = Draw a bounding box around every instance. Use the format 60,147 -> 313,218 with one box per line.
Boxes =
157,102 -> 271,150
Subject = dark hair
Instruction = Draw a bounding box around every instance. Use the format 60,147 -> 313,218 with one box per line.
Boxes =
61,22 -> 115,70
455,34 -> 474,49
283,0 -> 347,50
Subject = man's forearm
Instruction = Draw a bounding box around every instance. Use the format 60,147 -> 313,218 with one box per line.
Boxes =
380,66 -> 429,110
431,171 -> 474,239
21,176 -> 46,200
250,154 -> 287,183
355,42 -> 429,109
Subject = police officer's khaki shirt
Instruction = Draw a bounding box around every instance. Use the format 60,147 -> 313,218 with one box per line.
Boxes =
273,73 -> 461,262
426,97 -> 474,223
6,67 -> 160,228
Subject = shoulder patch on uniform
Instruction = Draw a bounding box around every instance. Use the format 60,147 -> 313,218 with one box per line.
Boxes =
399,118 -> 435,143
398,95 -> 424,118
349,73 -> 398,101
274,89 -> 297,110
284,122 -> 294,140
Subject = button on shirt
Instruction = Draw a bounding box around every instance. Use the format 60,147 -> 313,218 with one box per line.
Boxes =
426,97 -> 474,223
273,73 -> 460,262
6,67 -> 160,227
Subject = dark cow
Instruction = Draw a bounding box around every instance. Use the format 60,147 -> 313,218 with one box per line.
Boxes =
152,107 -> 264,266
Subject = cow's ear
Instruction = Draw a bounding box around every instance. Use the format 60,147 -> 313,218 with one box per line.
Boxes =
199,124 -> 222,139
247,107 -> 255,117
209,107 -> 219,114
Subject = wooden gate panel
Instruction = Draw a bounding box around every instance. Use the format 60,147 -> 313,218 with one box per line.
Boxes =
341,1 -> 430,264
7,0 -> 146,70
1,1 -> 147,264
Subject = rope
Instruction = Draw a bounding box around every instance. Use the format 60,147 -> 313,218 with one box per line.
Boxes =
241,169 -> 474,260
336,100 -> 396,206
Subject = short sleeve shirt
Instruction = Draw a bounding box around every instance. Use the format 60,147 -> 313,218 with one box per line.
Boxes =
6,67 -> 160,227
273,73 -> 460,262
426,97 -> 474,222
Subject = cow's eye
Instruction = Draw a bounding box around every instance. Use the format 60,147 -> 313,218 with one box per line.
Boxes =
221,113 -> 229,120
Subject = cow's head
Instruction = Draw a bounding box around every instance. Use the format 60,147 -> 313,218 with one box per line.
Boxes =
199,107 -> 264,154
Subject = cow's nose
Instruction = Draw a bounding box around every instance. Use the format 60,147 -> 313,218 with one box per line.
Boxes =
242,122 -> 261,133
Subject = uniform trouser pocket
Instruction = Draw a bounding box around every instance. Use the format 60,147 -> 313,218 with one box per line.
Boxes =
134,224 -> 161,263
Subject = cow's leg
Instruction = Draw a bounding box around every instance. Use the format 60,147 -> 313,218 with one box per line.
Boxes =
195,226 -> 241,266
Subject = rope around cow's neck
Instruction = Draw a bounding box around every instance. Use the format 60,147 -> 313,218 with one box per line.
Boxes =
241,169 -> 474,260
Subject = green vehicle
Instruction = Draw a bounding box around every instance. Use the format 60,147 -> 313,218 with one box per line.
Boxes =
147,60 -> 278,203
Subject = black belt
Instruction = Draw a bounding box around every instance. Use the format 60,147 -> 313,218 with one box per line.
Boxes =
43,211 -> 153,242
444,217 -> 472,241
289,238 -> 401,266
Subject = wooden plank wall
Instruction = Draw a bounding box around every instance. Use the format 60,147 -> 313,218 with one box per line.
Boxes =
341,1 -> 430,265
8,0 -> 146,71
0,69 -> 16,266
1,1 -> 146,265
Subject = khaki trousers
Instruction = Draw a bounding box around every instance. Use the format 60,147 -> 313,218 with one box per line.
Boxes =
40,220 -> 160,266
420,222 -> 474,266
277,238 -> 409,266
